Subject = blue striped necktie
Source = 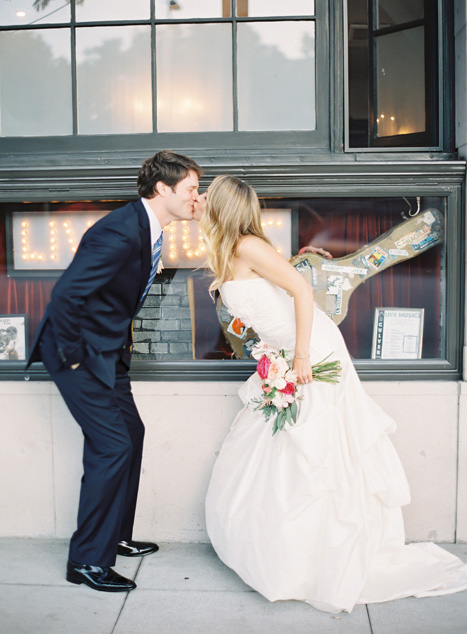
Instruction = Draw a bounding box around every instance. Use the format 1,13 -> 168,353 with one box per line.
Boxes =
140,233 -> 163,302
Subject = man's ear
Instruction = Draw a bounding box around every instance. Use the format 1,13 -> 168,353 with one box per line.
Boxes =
154,181 -> 169,197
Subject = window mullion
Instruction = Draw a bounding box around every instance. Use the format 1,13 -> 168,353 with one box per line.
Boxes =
71,0 -> 78,136
232,2 -> 238,132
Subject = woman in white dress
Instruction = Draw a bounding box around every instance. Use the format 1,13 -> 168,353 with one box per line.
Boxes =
195,175 -> 467,614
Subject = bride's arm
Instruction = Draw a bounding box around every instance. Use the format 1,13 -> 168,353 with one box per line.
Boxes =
236,236 -> 314,384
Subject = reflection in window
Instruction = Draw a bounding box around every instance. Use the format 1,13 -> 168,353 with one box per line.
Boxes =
375,27 -> 425,137
239,0 -> 315,17
155,0 -> 228,19
76,26 -> 152,135
0,29 -> 72,136
156,24 -> 232,132
377,0 -> 424,29
76,0 -> 150,22
0,0 -> 70,26
237,21 -> 316,131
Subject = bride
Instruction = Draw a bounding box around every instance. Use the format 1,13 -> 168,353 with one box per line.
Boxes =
194,175 -> 467,614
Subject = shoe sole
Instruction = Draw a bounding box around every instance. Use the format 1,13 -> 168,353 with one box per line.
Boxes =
117,547 -> 160,557
66,572 -> 136,592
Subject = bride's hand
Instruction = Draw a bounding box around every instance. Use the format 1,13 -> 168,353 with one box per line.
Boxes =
293,356 -> 313,384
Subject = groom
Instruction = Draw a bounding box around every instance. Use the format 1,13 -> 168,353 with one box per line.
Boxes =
27,150 -> 203,592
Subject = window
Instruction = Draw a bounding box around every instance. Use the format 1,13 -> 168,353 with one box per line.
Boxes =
1,186 -> 461,381
346,0 -> 442,149
0,0 -> 324,147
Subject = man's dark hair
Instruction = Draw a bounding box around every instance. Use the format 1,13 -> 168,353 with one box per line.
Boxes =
137,150 -> 203,198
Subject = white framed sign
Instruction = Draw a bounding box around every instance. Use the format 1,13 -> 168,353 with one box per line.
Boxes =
371,307 -> 424,360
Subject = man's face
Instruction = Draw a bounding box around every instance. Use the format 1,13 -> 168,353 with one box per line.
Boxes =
165,170 -> 200,221
193,191 -> 207,222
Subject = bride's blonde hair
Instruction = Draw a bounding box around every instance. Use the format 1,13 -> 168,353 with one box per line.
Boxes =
201,175 -> 272,294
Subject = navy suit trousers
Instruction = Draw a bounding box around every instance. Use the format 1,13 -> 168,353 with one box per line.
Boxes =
40,332 -> 145,567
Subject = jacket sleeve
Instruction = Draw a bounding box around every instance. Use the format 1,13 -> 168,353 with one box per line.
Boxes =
49,222 -> 135,366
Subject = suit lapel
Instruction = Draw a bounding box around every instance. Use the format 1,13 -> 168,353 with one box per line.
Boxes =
135,199 -> 152,311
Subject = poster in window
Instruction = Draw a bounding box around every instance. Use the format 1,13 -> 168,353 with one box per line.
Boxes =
0,315 -> 28,362
371,308 -> 424,360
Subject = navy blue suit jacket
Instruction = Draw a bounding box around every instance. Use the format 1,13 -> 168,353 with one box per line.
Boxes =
28,199 -> 152,386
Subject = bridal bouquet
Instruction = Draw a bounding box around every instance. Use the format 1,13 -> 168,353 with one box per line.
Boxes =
250,341 -> 342,435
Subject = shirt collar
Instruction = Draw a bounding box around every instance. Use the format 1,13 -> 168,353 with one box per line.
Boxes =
141,197 -> 163,247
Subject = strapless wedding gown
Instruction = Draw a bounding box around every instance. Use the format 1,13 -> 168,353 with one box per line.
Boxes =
205,277 -> 467,614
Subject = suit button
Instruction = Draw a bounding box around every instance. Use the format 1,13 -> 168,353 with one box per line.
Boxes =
122,344 -> 127,350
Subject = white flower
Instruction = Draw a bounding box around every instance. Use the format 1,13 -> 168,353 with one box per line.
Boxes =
156,259 -> 164,274
272,377 -> 287,390
267,356 -> 289,380
272,391 -> 288,410
285,369 -> 297,384
251,340 -> 273,360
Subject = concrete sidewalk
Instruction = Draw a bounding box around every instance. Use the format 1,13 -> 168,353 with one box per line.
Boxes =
0,539 -> 466,634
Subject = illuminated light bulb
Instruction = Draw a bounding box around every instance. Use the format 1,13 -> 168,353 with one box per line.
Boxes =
377,118 -> 380,123
169,244 -> 175,250
277,249 -> 281,253
183,244 -> 188,250
17,11 -> 27,18
69,238 -> 74,244
181,220 -> 188,225
169,236 -> 175,242
22,254 -> 28,260
22,246 -> 27,252
200,244 -> 206,251
38,255 -> 44,261
169,227 -> 175,233
50,230 -> 56,235
194,250 -> 200,256
390,116 -> 395,121
71,247 -> 77,253
268,220 -> 273,225
21,230 -> 27,236
51,255 -> 57,260
49,221 -> 55,227
187,251 -> 193,257
31,253 -> 36,259
183,228 -> 189,233
21,221 -> 28,227
63,221 -> 69,227
169,253 -> 176,259
182,236 -> 187,241
380,113 -> 385,119
50,238 -> 56,243
277,221 -> 282,226
21,238 -> 27,244
51,246 -> 56,252
261,221 -> 265,227
65,229 -> 71,235
87,221 -> 93,227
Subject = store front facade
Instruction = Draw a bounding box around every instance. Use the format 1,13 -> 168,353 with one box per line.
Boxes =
1,0 -> 466,544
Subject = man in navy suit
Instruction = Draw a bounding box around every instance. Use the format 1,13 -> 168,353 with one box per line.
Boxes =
28,151 -> 203,592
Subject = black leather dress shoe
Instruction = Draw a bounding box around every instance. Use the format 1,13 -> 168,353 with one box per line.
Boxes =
117,540 -> 159,557
66,560 -> 136,592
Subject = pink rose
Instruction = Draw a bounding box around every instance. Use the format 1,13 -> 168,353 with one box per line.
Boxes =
257,355 -> 271,380
279,382 -> 295,395
262,385 -> 273,394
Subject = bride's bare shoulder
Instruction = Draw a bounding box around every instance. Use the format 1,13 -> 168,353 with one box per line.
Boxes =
236,235 -> 271,257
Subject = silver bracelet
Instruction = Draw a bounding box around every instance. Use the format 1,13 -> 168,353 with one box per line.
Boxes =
294,353 -> 310,359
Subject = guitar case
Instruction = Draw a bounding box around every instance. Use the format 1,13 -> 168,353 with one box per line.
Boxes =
216,209 -> 444,359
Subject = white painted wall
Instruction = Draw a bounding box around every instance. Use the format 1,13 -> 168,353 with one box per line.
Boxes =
0,381 -> 462,543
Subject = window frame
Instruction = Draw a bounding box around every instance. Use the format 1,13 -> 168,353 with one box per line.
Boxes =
0,161 -> 462,382
344,0 -> 454,153
0,0 -> 329,155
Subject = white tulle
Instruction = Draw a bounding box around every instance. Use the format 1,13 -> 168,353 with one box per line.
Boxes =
205,277 -> 467,613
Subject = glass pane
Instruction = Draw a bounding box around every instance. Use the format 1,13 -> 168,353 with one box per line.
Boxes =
0,29 -> 72,136
377,0 -> 424,29
0,0 -> 70,25
156,24 -> 232,132
76,26 -> 152,135
375,27 -> 425,137
347,0 -> 370,147
237,0 -> 314,17
237,21 -> 315,131
76,0 -> 150,22
155,0 -> 229,19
